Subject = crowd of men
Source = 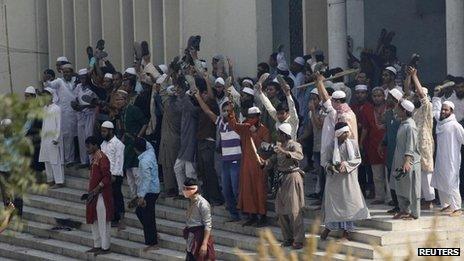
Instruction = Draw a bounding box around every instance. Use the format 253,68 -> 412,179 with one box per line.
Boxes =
2,31 -> 464,258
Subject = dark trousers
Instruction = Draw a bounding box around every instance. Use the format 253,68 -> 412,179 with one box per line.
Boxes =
136,193 -> 159,246
197,140 -> 223,204
358,164 -> 373,196
387,167 -> 399,207
112,176 -> 125,222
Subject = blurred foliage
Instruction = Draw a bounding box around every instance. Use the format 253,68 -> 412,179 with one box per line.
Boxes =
0,93 -> 48,231
236,217 -> 454,261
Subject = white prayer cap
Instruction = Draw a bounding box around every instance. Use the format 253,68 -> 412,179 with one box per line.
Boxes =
215,77 -> 225,86
278,123 -> 292,136
0,118 -> 12,126
56,56 -> 68,63
332,90 -> 346,99
116,89 -> 128,95
156,74 -> 168,84
310,88 -> 319,96
242,79 -> 253,86
385,66 -> 397,75
166,85 -> 176,95
388,88 -> 403,101
247,106 -> 261,115
277,63 -> 289,72
78,68 -> 88,76
24,86 -> 36,94
400,99 -> 415,112
443,101 -> 455,110
242,87 -> 255,96
125,67 -> 137,75
104,73 -> 113,79
200,61 -> 207,70
272,77 -> 279,83
355,84 -> 368,92
158,64 -> 168,74
101,121 -> 114,129
294,57 -> 305,66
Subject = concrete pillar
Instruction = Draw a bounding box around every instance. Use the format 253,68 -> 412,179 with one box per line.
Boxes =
121,0 -> 134,69
35,0 -> 49,79
302,0 -> 328,57
446,0 -> 464,76
346,0 -> 364,59
149,0 -> 164,64
47,0 -> 64,66
163,0 -> 180,64
327,0 -> 347,69
101,0 -> 122,70
256,0 -> 273,63
133,0 -> 150,42
73,0 -> 90,69
61,0 -> 75,64
89,0 -> 102,45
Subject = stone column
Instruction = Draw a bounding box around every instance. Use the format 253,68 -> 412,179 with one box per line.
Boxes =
47,0 -> 64,66
446,0 -> 464,76
302,0 -> 328,59
150,0 -> 164,64
73,0 -> 90,69
327,0 -> 347,69
61,0 -> 75,64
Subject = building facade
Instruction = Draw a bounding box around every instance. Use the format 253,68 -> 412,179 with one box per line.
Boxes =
0,0 -> 463,94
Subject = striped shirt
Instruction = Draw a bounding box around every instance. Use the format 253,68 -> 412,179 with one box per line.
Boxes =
216,117 -> 241,161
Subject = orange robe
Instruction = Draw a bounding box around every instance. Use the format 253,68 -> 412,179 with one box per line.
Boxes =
228,113 -> 271,215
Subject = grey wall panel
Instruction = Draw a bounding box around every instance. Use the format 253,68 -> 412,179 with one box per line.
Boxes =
47,0 -> 64,67
73,0 -> 90,70
150,0 -> 164,64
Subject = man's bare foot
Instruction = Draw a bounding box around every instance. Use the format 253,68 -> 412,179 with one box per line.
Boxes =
143,245 -> 159,252
440,205 -> 450,212
449,210 -> 462,217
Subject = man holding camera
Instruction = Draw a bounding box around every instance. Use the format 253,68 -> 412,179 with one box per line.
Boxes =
265,123 -> 305,249
390,99 -> 421,220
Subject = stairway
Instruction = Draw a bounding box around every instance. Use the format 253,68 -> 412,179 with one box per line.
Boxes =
0,166 -> 463,260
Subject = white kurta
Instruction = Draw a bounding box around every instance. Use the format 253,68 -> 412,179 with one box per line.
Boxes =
39,104 -> 64,164
46,78 -> 77,163
431,114 -> 464,195
322,139 -> 370,223
76,84 -> 97,164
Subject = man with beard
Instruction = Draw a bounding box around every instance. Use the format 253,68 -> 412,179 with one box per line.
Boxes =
100,121 -> 125,229
43,64 -> 78,166
380,88 -> 403,214
228,106 -> 271,227
431,97 -> 464,217
73,69 -> 98,168
391,99 -> 421,220
404,67 -> 435,209
213,77 -> 240,108
444,78 -> 464,198
159,85 -> 182,197
289,57 -> 306,87
380,66 -> 402,97
314,72 -> 358,171
360,87 -> 387,204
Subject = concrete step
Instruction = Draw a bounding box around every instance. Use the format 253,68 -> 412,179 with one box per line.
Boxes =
23,195 -> 256,260
0,230 -> 150,261
24,193 -> 378,259
16,220 -> 185,261
0,241 -> 79,261
64,168 -> 322,217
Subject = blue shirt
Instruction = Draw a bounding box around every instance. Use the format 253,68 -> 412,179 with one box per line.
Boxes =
0,138 -> 14,172
136,143 -> 160,197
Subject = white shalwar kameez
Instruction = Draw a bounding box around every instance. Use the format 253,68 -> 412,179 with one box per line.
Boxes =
76,84 -> 97,164
39,103 -> 64,184
46,78 -> 77,164
431,97 -> 464,211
